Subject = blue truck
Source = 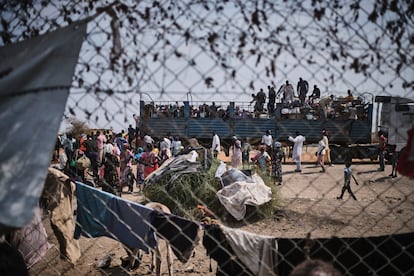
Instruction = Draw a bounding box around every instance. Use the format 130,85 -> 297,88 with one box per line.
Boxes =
138,95 -> 412,163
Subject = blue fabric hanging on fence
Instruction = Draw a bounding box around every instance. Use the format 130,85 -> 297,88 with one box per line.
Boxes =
74,182 -> 156,252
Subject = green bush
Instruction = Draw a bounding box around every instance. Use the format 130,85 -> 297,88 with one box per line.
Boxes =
143,158 -> 281,221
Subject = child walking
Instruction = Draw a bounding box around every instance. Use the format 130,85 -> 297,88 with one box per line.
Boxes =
337,161 -> 358,200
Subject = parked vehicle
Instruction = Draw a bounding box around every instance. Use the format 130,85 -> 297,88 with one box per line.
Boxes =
139,95 -> 413,163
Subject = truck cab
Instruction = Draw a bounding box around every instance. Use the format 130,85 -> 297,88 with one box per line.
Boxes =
375,96 -> 414,159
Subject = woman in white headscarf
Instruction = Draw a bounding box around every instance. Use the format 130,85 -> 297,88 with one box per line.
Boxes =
230,136 -> 242,168
211,132 -> 221,158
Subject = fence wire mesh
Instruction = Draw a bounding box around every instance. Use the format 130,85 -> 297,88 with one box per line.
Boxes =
1,1 -> 413,275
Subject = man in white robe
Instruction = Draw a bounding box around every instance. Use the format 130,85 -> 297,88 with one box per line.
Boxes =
288,131 -> 306,172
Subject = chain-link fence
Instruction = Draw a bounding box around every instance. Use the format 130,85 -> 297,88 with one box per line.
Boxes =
1,1 -> 413,275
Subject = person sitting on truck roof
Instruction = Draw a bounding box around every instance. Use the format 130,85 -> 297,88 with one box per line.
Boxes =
309,84 -> 321,104
346,89 -> 354,102
319,94 -> 334,119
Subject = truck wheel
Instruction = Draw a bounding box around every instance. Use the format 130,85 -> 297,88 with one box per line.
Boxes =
330,145 -> 349,164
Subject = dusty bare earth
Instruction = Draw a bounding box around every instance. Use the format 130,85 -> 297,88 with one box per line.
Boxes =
30,148 -> 414,275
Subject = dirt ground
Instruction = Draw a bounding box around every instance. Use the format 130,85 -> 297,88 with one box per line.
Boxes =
30,148 -> 414,275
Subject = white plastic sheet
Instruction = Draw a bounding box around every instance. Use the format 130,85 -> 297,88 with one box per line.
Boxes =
216,172 -> 272,221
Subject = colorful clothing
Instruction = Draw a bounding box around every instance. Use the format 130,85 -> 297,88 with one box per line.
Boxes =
96,133 -> 107,163
271,148 -> 284,183
252,151 -> 271,174
139,151 -> 159,178
102,153 -> 120,195
120,149 -> 133,178
231,139 -> 242,168
242,142 -> 252,165
379,133 -> 387,171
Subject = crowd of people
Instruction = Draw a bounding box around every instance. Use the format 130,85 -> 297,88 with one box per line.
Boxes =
51,125 -> 188,196
51,104 -> 400,199
249,78 -> 364,120
221,128 -> 335,186
50,124 -> 337,191
141,78 -> 368,122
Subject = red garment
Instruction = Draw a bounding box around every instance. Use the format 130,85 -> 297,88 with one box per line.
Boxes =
379,134 -> 387,150
140,151 -> 158,178
79,137 -> 87,152
397,127 -> 414,179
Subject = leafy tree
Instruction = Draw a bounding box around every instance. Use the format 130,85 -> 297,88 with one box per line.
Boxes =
65,117 -> 89,138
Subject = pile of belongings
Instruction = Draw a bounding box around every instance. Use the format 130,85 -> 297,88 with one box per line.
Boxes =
215,163 -> 272,221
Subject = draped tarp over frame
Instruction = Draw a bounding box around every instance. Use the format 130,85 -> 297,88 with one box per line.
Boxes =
0,21 -> 87,229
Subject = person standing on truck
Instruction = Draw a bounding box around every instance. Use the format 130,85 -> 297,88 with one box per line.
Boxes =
267,85 -> 276,115
209,102 -> 221,118
288,131 -> 306,172
378,130 -> 388,171
230,136 -> 242,168
278,80 -> 295,105
257,88 -> 266,112
250,93 -> 258,112
211,132 -> 221,158
297,77 -> 309,105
